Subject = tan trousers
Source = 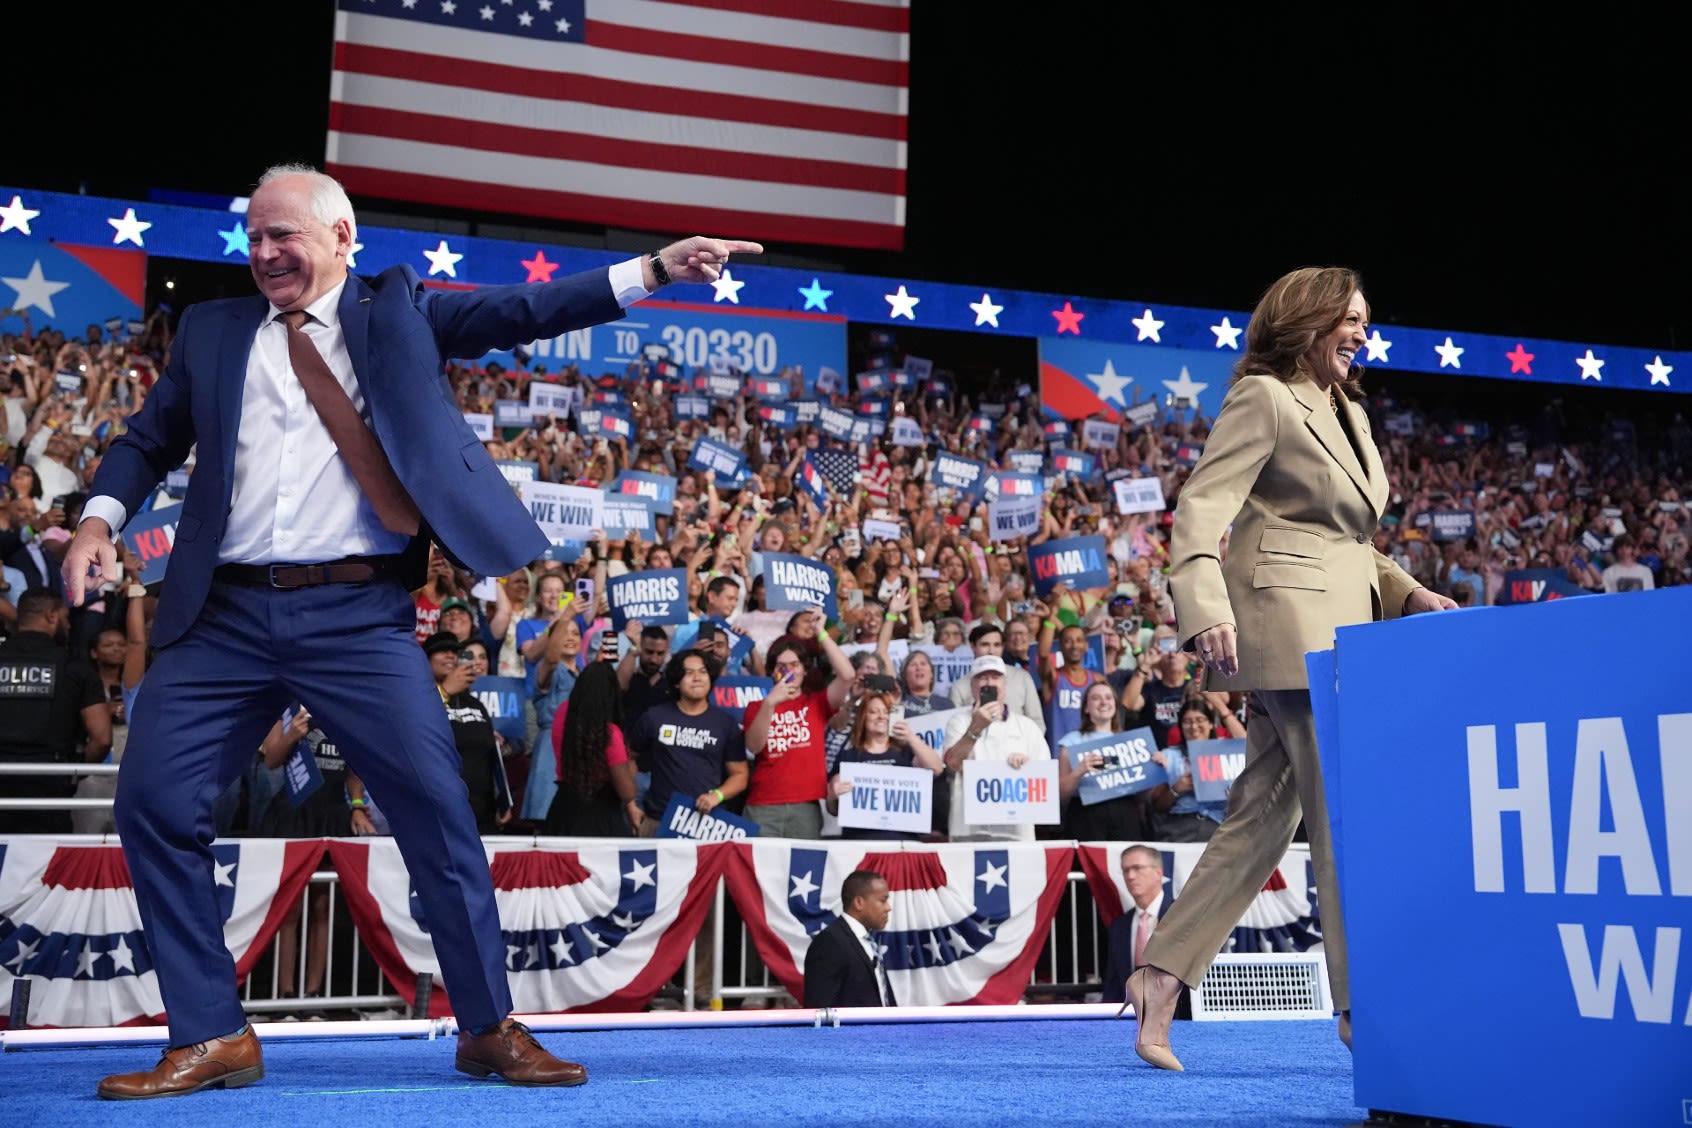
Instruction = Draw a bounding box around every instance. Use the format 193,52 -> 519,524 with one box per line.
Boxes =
1140,688 -> 1350,1011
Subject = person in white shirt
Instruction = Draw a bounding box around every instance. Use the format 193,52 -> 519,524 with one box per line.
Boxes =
941,654 -> 1049,842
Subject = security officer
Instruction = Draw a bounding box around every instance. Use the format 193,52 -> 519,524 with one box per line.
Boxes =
0,586 -> 110,833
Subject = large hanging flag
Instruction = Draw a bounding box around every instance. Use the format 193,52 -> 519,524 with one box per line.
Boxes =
327,0 -> 911,251
326,838 -> 730,1015
725,840 -> 1073,1006
0,841 -> 321,1029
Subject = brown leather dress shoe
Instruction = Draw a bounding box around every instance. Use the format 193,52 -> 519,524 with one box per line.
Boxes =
97,1026 -> 264,1100
455,1018 -> 588,1087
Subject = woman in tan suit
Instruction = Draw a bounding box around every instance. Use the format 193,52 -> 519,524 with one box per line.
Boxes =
1126,267 -> 1457,1071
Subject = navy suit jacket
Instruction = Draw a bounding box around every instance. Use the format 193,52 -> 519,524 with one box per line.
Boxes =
1101,890 -> 1177,1005
803,915 -> 895,1008
89,263 -> 624,648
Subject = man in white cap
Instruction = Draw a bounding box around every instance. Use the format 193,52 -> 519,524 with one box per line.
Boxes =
940,653 -> 1049,842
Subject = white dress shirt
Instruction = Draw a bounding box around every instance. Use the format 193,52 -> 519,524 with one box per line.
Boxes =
81,257 -> 652,564
843,913 -> 890,1004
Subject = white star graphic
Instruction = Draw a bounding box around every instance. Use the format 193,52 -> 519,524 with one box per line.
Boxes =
76,943 -> 103,978
924,933 -> 947,963
347,240 -> 365,270
788,869 -> 820,901
0,194 -> 41,235
479,4 -> 494,17
551,934 -> 576,965
1161,366 -> 1210,404
1575,348 -> 1605,382
107,207 -> 153,247
969,292 -> 1003,328
610,911 -> 639,930
525,941 -> 543,967
219,221 -> 249,257
624,858 -> 657,891
423,240 -> 464,277
213,859 -> 237,887
108,936 -> 137,974
582,927 -> 610,953
976,860 -> 1008,893
4,936 -> 38,971
884,284 -> 920,320
1362,329 -> 1393,363
1209,316 -> 1242,349
1433,337 -> 1464,369
2,260 -> 71,317
1131,308 -> 1164,343
1087,358 -> 1132,407
1645,355 -> 1673,387
710,267 -> 747,303
506,942 -> 527,968
947,926 -> 976,956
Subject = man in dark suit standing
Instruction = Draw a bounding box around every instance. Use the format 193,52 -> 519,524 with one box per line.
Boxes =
803,870 -> 896,1009
1105,845 -> 1189,1018
61,163 -> 760,1100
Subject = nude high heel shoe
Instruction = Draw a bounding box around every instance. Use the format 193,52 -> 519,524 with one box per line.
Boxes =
1123,966 -> 1184,1072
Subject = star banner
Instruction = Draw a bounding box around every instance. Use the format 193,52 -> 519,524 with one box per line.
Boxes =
1037,338 -> 1233,423
325,838 -> 731,1016
723,840 -> 1074,1007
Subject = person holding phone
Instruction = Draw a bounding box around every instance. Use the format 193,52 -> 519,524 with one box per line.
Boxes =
940,654 -> 1049,842
741,609 -> 857,839
1121,626 -> 1192,750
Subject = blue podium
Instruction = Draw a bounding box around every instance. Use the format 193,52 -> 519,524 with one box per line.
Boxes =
1311,586 -> 1691,1128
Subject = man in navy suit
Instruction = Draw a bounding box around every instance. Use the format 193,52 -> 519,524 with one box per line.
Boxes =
61,163 -> 761,1100
803,870 -> 896,1009
1104,845 -> 1189,1018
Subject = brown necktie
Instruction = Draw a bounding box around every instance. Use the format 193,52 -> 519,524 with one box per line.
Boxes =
279,310 -> 420,535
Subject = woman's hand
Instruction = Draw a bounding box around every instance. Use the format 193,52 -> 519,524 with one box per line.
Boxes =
1191,623 -> 1238,679
1403,588 -> 1459,615
829,776 -> 853,799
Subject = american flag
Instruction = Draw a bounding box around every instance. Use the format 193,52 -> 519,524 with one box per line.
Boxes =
810,447 -> 859,495
327,0 -> 911,250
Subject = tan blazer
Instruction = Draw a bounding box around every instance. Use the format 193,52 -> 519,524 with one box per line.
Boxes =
1168,372 -> 1422,690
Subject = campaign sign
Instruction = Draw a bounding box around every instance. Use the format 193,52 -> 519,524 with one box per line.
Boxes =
529,381 -> 572,419
891,416 -> 925,447
1316,584 -> 1692,1128
793,398 -> 824,424
463,412 -> 494,441
1007,449 -> 1046,475
687,436 -> 747,485
704,371 -> 740,400
163,468 -> 191,498
610,469 -> 676,515
1081,419 -> 1121,450
848,416 -> 883,444
1050,448 -> 1096,477
712,675 -> 772,712
757,404 -> 796,428
1042,419 -> 1071,444
280,736 -> 325,807
596,410 -> 635,442
122,506 -> 179,585
606,568 -> 689,630
496,459 -> 539,487
818,405 -> 857,440
863,517 -> 903,544
903,707 -> 971,756
577,407 -> 604,435
674,394 -> 710,419
747,376 -> 786,400
1113,476 -> 1166,515
856,369 -> 890,394
494,398 -> 533,428
912,647 -> 977,696
471,675 -> 527,743
988,489 -> 1041,542
1123,400 -> 1159,429
960,759 -> 1061,827
856,397 -> 889,418
1066,727 -> 1166,805
520,480 -> 603,542
1428,508 -> 1477,542
759,553 -> 838,620
600,493 -> 657,540
655,792 -> 759,841
708,617 -> 756,669
1186,737 -> 1245,805
1027,535 -> 1110,596
797,455 -> 830,506
1495,568 -> 1593,605
836,761 -> 932,835
931,452 -> 988,499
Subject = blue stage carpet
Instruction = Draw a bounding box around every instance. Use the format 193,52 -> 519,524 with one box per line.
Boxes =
0,1017 -> 1367,1127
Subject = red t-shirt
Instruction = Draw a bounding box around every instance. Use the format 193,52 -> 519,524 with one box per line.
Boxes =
413,593 -> 443,642
741,689 -> 835,806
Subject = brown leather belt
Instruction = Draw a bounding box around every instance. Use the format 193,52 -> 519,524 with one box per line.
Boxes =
213,555 -> 404,590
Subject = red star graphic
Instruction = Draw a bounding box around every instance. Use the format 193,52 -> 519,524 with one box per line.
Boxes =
521,250 -> 559,283
1505,343 -> 1534,374
1052,301 -> 1084,335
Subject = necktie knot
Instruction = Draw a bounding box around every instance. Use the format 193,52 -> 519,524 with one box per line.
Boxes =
280,309 -> 309,332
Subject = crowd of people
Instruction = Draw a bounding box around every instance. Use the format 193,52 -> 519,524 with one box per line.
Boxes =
5,304 -> 1691,845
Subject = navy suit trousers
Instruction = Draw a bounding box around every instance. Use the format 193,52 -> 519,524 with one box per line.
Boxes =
116,576 -> 509,1044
